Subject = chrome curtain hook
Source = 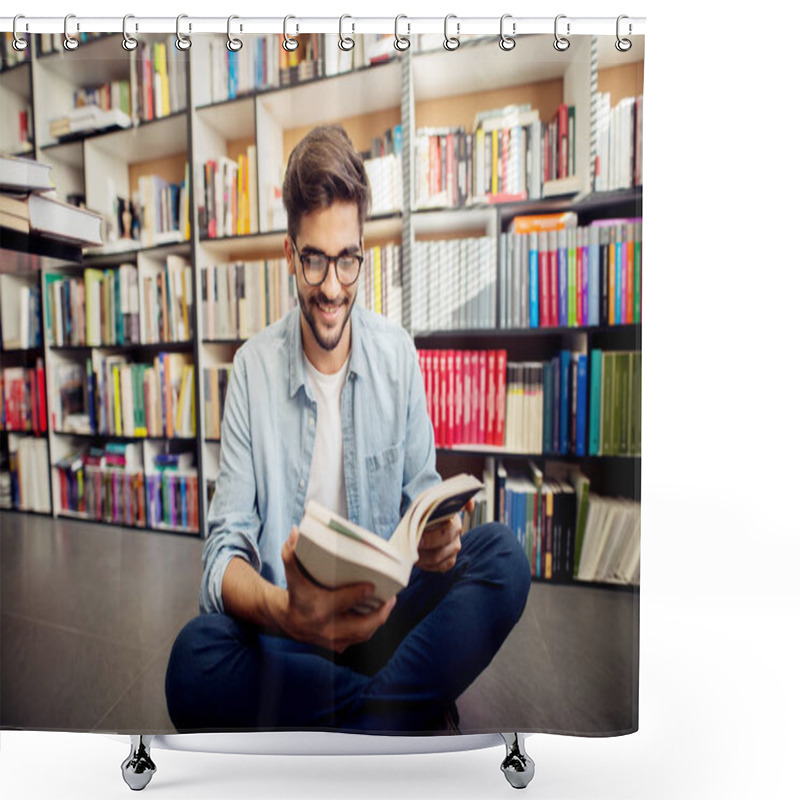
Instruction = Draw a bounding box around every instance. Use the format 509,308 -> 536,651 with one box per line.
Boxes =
394,14 -> 410,51
122,14 -> 138,51
283,15 -> 299,52
553,14 -> 570,51
64,13 -> 79,51
499,14 -> 516,51
444,14 -> 460,51
175,14 -> 192,50
12,15 -> 29,51
227,15 -> 243,52
339,15 -> 355,51
616,14 -> 632,52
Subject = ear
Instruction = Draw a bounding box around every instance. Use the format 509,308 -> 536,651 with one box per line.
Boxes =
284,234 -> 296,277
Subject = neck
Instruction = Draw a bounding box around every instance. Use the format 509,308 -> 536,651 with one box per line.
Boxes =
300,316 -> 352,375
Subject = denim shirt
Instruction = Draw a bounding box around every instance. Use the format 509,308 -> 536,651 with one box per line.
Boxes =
200,304 -> 440,614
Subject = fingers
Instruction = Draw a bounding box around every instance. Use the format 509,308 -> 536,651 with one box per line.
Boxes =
329,596 -> 397,652
417,531 -> 461,572
419,516 -> 462,551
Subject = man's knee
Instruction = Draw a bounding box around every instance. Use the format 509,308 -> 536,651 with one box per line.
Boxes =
165,613 -> 247,730
463,522 -> 531,618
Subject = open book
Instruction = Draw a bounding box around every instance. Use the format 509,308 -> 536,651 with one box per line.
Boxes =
295,473 -> 483,610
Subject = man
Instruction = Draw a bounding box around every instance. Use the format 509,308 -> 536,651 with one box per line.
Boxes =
166,125 -> 530,733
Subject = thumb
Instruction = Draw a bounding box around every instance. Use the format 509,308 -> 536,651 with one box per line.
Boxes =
282,526 -> 299,566
332,582 -> 376,614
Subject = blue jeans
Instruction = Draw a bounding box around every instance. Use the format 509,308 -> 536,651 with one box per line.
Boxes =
165,522 -> 530,734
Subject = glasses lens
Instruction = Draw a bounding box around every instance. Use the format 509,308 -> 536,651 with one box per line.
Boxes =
303,254 -> 328,284
336,255 -> 360,285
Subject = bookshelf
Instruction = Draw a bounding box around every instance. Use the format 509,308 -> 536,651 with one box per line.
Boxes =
1,31 -> 643,587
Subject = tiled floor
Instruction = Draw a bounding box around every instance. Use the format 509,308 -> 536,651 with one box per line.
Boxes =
0,511 -> 638,735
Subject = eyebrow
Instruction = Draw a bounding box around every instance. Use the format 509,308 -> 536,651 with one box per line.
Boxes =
299,243 -> 362,257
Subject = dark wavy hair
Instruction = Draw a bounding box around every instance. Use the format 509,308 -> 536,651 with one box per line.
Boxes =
282,124 -> 372,240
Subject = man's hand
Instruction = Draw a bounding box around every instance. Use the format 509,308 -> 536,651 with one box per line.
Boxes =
279,527 -> 396,653
416,498 -> 475,573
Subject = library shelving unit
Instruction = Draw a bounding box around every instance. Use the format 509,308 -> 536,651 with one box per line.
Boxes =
0,37 -> 35,158
2,30 -> 643,588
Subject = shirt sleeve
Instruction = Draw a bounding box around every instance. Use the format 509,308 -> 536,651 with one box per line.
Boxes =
200,349 -> 263,614
400,334 -> 441,515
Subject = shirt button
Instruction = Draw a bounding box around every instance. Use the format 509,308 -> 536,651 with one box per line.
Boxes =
299,478 -> 305,489
308,417 -> 315,428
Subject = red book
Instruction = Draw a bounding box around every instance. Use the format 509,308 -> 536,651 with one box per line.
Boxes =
462,350 -> 472,446
495,350 -> 507,447
469,351 -> 479,445
478,351 -> 487,444
558,103 -> 569,179
539,247 -> 549,328
432,350 -> 441,445
37,360 -> 47,434
626,230 -> 635,324
454,350 -> 463,445
59,470 -> 68,513
446,349 -> 455,448
438,350 -> 447,447
549,232 -> 559,327
487,350 -> 497,446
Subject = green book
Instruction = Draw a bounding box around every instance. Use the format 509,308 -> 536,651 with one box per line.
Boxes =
631,351 -> 642,456
617,352 -> 631,456
588,348 -> 602,455
601,351 -> 616,455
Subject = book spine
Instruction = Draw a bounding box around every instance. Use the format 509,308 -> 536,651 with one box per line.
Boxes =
495,350 -> 507,448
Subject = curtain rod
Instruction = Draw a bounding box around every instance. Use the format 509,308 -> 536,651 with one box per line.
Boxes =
1,15 -> 646,37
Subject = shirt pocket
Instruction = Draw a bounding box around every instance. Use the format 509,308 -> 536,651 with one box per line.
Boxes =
365,442 -> 403,537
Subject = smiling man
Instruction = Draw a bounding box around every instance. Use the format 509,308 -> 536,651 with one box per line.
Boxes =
165,125 -> 531,733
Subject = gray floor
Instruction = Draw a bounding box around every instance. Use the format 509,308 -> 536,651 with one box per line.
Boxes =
0,511 -> 638,736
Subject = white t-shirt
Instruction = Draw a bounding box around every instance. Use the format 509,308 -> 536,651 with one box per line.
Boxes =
303,353 -> 349,518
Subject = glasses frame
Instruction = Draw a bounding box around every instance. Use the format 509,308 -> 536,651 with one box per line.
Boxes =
291,237 -> 364,288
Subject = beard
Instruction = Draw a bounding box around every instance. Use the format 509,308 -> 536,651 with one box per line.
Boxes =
297,288 -> 355,352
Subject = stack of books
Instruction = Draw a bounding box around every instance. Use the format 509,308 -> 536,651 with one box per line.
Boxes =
0,154 -> 103,247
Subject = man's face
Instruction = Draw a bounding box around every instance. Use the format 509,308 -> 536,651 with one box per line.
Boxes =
286,201 -> 361,371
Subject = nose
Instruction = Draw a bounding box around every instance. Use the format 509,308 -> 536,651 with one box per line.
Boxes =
319,258 -> 342,297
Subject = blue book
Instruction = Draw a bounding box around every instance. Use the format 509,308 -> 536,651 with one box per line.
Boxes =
542,361 -> 551,454
393,124 -> 403,156
86,358 -> 96,433
551,355 -> 560,456
588,226 -> 600,326
180,476 -> 188,528
575,353 -> 588,456
528,233 -> 539,328
588,349 -> 603,455
513,488 -> 526,553
114,270 -> 123,345
63,280 -> 71,343
557,229 -> 568,327
559,350 -> 570,455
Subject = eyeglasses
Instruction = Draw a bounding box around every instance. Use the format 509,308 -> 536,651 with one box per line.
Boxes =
291,238 -> 363,287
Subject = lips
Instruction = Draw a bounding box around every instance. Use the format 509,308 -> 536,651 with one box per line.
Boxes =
313,298 -> 345,323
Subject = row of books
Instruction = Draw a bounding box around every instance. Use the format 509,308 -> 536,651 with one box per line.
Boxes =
201,261 -> 297,341
356,244 -> 404,328
492,461 -> 639,586
414,103 -> 577,210
364,154 -> 402,216
3,435 -> 50,512
44,267 -> 136,347
1,362 -> 47,434
49,80 -> 133,139
133,39 -> 188,123
500,213 -> 643,329
37,32 -> 106,55
0,275 -> 42,350
203,365 -> 232,440
196,149 -> 257,238
197,34 -> 395,105
54,446 -> 199,533
51,352 -> 195,439
136,171 -> 191,247
409,236 -> 496,333
140,255 -> 193,344
594,93 -> 643,193
417,347 -> 641,457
